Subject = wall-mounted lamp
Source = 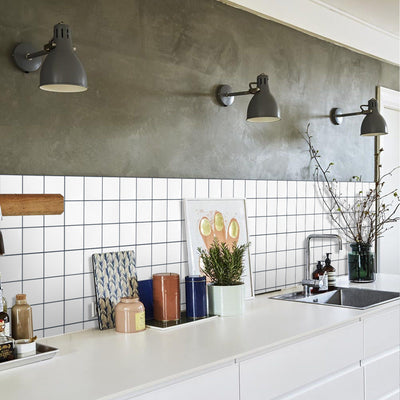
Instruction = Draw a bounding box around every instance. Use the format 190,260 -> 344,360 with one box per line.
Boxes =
12,23 -> 87,93
330,98 -> 387,136
216,74 -> 280,122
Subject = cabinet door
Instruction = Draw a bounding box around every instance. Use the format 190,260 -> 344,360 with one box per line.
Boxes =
130,363 -> 239,400
364,350 -> 400,400
364,306 -> 400,359
289,367 -> 364,400
239,321 -> 363,400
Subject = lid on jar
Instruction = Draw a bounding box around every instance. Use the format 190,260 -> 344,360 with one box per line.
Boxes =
185,275 -> 206,283
153,273 -> 179,279
120,296 -> 140,303
16,294 -> 27,301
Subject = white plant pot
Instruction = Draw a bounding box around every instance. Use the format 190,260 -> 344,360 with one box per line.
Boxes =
208,284 -> 244,317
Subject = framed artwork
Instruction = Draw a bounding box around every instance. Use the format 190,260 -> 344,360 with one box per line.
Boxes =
183,198 -> 254,299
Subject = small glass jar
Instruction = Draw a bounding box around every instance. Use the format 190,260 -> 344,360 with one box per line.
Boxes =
115,297 -> 145,333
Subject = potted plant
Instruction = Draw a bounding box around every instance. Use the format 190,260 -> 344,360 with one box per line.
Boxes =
198,239 -> 249,316
304,125 -> 399,282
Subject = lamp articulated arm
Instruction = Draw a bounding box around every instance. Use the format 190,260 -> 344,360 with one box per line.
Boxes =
330,104 -> 371,125
24,40 -> 56,61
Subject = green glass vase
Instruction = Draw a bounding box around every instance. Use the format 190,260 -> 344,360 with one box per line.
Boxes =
348,243 -> 375,283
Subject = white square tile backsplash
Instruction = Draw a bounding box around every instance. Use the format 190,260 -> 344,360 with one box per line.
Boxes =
0,174 -> 368,337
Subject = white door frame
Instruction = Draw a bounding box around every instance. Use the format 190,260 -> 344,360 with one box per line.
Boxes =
376,86 -> 400,273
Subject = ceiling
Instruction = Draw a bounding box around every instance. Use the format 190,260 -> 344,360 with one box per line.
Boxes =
322,0 -> 399,37
218,0 -> 400,65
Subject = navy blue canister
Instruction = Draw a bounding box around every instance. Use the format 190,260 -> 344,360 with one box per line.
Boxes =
185,276 -> 207,319
138,279 -> 154,321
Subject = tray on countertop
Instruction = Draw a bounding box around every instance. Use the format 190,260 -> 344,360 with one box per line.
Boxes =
0,343 -> 59,372
146,312 -> 218,330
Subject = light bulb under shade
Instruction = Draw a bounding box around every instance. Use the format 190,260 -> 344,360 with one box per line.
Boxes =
360,109 -> 388,136
246,78 -> 280,123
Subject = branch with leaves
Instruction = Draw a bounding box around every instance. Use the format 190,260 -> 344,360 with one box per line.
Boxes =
304,124 -> 399,245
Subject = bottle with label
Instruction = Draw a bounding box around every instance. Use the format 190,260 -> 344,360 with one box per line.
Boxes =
0,289 -> 10,337
0,273 -> 7,313
312,261 -> 328,292
11,294 -> 33,340
323,253 -> 336,289
115,297 -> 145,333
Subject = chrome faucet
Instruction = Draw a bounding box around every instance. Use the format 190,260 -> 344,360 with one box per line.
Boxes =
302,234 -> 342,296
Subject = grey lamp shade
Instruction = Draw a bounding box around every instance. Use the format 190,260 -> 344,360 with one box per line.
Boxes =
40,23 -> 87,93
360,98 -> 388,136
247,74 -> 280,122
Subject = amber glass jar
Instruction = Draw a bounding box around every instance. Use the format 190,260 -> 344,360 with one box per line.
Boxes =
115,297 -> 145,333
11,294 -> 33,340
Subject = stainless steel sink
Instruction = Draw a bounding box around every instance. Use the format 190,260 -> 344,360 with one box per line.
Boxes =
271,287 -> 400,309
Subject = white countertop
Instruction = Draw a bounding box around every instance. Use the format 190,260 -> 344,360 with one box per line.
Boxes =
1,274 -> 399,400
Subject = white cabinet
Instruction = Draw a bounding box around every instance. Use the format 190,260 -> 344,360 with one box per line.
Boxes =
363,306 -> 400,400
363,306 -> 400,358
125,303 -> 400,400
364,349 -> 400,400
239,321 -> 363,400
130,363 -> 239,400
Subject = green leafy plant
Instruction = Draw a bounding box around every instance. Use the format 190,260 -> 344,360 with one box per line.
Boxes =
198,239 -> 249,286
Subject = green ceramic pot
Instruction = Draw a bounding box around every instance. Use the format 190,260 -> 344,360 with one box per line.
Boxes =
207,283 -> 244,316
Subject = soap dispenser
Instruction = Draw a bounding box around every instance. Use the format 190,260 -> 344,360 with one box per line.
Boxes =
312,261 -> 328,292
323,253 -> 336,289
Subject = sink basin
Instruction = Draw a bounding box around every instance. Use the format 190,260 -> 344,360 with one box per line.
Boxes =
271,287 -> 400,309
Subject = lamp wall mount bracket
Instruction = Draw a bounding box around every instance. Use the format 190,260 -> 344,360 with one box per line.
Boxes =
216,85 -> 235,106
12,43 -> 43,73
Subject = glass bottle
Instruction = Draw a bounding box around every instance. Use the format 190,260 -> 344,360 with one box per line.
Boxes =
0,289 -> 10,337
323,253 -> 336,289
0,273 -> 7,313
11,294 -> 33,340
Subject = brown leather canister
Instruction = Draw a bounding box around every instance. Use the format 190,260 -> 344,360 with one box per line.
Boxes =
153,273 -> 180,321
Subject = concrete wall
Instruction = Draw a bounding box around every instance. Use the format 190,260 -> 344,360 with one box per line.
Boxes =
0,0 -> 398,181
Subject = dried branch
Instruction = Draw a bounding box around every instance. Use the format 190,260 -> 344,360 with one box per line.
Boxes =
303,125 -> 400,245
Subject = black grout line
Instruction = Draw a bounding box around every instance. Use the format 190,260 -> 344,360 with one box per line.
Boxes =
0,175 -> 362,337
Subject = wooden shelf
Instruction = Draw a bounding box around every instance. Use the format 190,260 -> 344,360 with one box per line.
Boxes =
0,194 -> 64,216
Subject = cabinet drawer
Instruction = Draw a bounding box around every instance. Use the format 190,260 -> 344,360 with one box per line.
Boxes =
239,321 -> 363,400
289,367 -> 364,400
364,306 -> 400,359
130,364 -> 239,400
365,350 -> 400,400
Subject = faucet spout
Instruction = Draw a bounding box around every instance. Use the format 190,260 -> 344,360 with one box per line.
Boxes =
303,234 -> 342,296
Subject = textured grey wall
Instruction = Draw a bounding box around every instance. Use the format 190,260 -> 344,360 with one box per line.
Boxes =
0,0 -> 398,181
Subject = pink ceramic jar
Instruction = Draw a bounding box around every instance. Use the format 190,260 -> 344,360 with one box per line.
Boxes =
115,297 -> 145,333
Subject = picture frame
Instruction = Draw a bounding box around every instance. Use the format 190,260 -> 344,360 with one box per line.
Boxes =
183,198 -> 254,299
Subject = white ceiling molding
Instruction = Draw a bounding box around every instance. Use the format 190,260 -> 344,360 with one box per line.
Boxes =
218,0 -> 400,65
